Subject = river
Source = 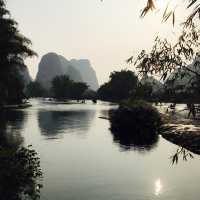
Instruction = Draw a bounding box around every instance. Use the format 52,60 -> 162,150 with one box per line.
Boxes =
2,99 -> 200,200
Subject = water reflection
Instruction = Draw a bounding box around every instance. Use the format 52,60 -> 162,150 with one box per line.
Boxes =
0,110 -> 42,200
110,129 -> 159,152
108,106 -> 160,152
38,110 -> 96,138
0,110 -> 25,148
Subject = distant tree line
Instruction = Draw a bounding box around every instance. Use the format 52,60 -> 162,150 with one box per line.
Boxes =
26,75 -> 90,100
25,81 -> 47,98
97,70 -> 163,102
162,78 -> 200,103
97,69 -> 200,103
51,75 -> 88,100
25,69 -> 200,103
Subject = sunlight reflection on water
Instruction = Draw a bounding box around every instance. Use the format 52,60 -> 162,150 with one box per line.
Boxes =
155,178 -> 163,196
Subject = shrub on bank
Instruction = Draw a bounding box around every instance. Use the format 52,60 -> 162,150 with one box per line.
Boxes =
109,100 -> 163,144
0,146 -> 42,200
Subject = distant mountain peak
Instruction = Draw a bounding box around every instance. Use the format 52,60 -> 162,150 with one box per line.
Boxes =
36,53 -> 99,91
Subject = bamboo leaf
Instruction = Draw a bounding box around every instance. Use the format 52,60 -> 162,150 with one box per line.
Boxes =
187,0 -> 197,8
172,12 -> 175,26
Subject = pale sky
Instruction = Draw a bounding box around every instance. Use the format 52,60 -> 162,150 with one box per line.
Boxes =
7,0 -> 188,85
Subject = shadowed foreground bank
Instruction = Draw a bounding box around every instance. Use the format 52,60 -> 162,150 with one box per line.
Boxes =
159,105 -> 200,155
0,111 -> 42,200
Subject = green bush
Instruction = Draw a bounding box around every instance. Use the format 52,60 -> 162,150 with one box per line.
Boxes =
0,145 -> 42,200
110,100 -> 163,146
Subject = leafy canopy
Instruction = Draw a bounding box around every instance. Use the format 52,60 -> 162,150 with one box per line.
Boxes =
98,70 -> 138,101
128,23 -> 200,81
0,0 -> 36,104
142,0 -> 200,26
0,0 -> 36,68
51,75 -> 88,99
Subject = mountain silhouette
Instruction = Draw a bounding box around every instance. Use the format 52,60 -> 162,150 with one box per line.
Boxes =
36,53 -> 99,90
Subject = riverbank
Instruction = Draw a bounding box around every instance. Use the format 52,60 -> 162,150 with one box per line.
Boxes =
0,103 -> 32,110
103,101 -> 200,155
158,105 -> 200,155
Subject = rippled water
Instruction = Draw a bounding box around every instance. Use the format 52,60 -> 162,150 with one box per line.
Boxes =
2,99 -> 200,200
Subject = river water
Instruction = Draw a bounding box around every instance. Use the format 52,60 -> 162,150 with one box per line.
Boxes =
3,99 -> 200,200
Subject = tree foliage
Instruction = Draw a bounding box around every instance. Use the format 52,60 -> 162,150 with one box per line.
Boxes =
130,1 -> 200,102
170,147 -> 194,165
0,146 -> 42,200
70,82 -> 89,100
0,111 -> 42,200
135,82 -> 153,100
128,23 -> 200,82
142,0 -> 200,26
25,81 -> 47,98
97,70 -> 138,102
109,100 -> 162,151
0,0 -> 36,104
51,75 -> 88,100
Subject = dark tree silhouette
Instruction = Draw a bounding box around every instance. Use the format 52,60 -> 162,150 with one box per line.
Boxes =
25,81 -> 47,98
0,111 -> 42,200
70,82 -> 88,100
109,100 -> 162,151
51,75 -> 88,100
97,82 -> 111,101
0,0 -> 36,105
51,75 -> 72,99
135,82 -> 153,100
98,70 -> 138,102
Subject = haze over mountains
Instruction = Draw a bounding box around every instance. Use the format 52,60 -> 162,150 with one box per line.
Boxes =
35,53 -> 99,91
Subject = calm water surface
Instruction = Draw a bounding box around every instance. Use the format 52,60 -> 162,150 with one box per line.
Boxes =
4,99 -> 200,200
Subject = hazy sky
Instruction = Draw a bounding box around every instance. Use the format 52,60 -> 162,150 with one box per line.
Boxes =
7,0 -> 188,85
